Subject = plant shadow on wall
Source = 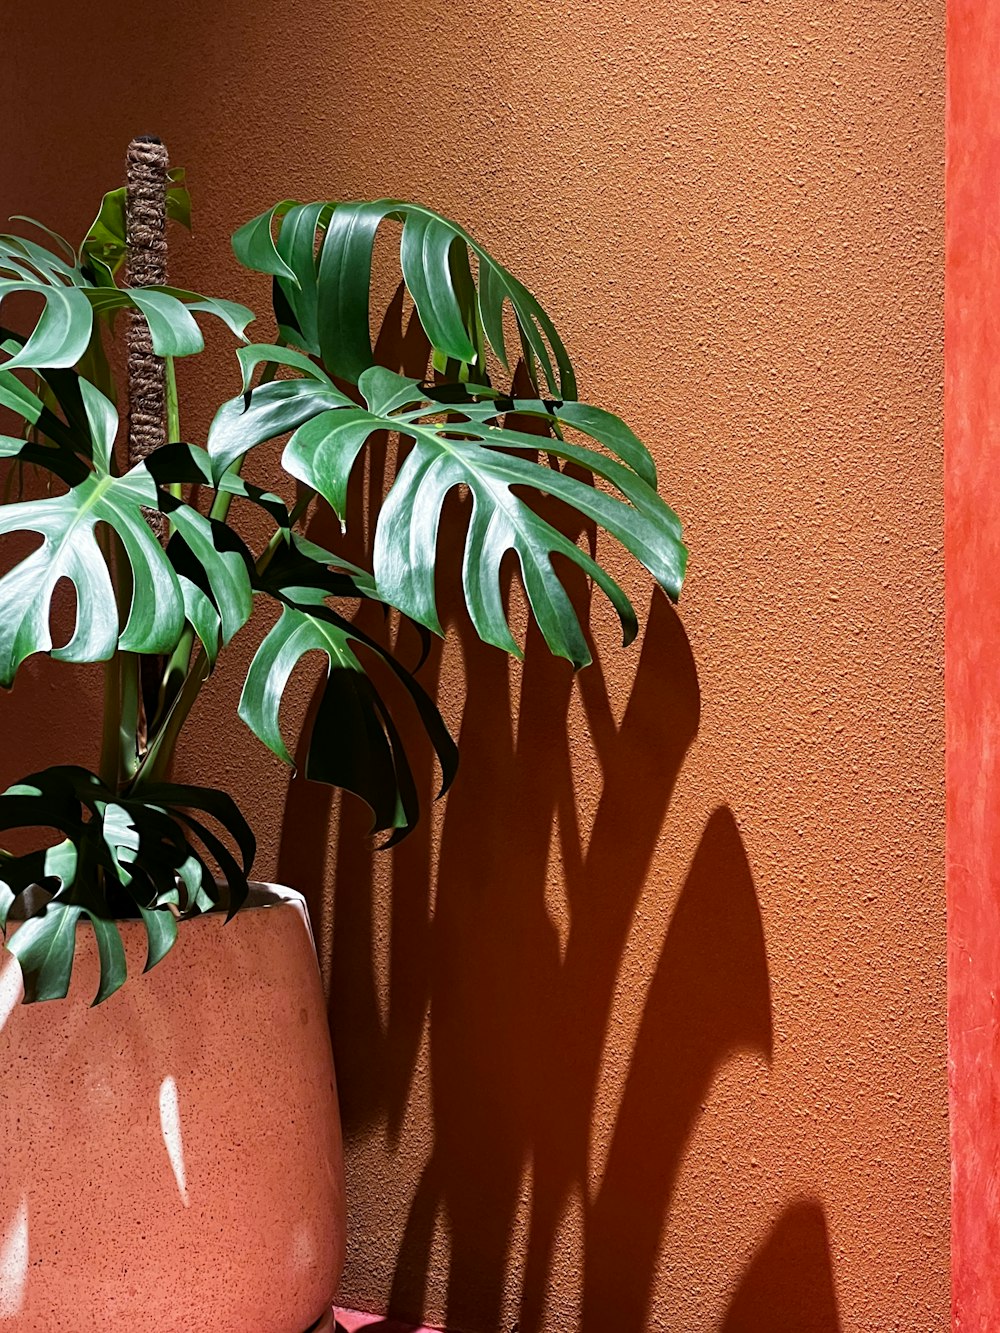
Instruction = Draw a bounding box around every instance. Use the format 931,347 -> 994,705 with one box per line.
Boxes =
276,299 -> 843,1333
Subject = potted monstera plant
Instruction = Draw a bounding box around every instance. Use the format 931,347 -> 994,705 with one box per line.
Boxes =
0,139 -> 686,1333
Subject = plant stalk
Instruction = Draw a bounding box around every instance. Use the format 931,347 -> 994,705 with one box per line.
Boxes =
98,649 -> 122,788
119,654 -> 142,782
165,355 -> 179,446
138,355 -> 297,783
125,135 -> 169,533
135,485 -> 317,789
153,355 -> 187,720
132,647 -> 210,789
125,136 -> 171,756
165,352 -> 181,510
258,487 -> 315,574
97,528 -> 139,789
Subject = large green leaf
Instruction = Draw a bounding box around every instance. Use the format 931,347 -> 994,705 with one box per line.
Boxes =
241,549 -> 457,839
1,213 -> 253,373
0,468 -> 182,681
82,285 -> 254,356
232,199 -> 576,396
0,279 -> 94,372
0,280 -> 252,373
206,367 -> 353,479
0,232 -> 80,286
213,365 -> 686,669
0,383 -> 253,686
0,765 -> 256,1003
6,904 -> 85,1003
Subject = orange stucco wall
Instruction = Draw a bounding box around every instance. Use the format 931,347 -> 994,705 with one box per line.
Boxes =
1,1 -> 946,1329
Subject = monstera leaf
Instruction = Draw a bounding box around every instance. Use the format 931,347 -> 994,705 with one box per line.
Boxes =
0,279 -> 94,374
0,214 -> 252,373
0,765 -> 254,1003
0,350 -> 83,454
206,345 -> 355,478
0,381 -> 253,686
210,364 -> 686,668
241,537 -> 458,839
233,199 -> 575,395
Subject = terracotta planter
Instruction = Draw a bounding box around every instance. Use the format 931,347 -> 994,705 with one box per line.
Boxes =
0,884 -> 345,1333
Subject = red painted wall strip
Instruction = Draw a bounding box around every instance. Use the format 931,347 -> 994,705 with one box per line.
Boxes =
946,2 -> 1000,1328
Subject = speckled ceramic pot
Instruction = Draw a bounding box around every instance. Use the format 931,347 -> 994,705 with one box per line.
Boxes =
0,884 -> 345,1333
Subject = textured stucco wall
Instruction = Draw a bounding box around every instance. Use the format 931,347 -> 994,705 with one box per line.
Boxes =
0,1 -> 946,1329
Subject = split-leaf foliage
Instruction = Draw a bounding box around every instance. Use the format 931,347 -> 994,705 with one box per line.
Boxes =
0,182 -> 686,1003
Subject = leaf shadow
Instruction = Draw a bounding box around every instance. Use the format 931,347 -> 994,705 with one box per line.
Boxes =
721,1200 -> 843,1333
274,294 -> 842,1333
580,803 -> 773,1331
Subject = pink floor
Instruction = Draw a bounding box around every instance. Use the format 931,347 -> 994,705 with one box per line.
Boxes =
335,1310 -> 442,1332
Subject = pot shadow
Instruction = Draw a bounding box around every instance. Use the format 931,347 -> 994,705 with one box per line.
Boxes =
274,294 -> 842,1333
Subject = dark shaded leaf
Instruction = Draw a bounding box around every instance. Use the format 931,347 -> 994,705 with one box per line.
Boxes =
207,376 -> 352,479
0,766 -> 256,1002
239,569 -> 457,837
6,903 -> 84,1002
86,912 -> 128,1004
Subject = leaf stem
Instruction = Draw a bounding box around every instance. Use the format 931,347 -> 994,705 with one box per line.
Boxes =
153,354 -> 196,720
156,627 -> 195,724
132,647 -> 209,790
135,484 -> 317,788
97,527 -> 139,790
164,355 -> 182,503
119,654 -> 142,782
98,650 -> 122,788
164,355 -> 182,547
165,356 -> 180,446
134,354 -> 293,786
257,487 -> 315,575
